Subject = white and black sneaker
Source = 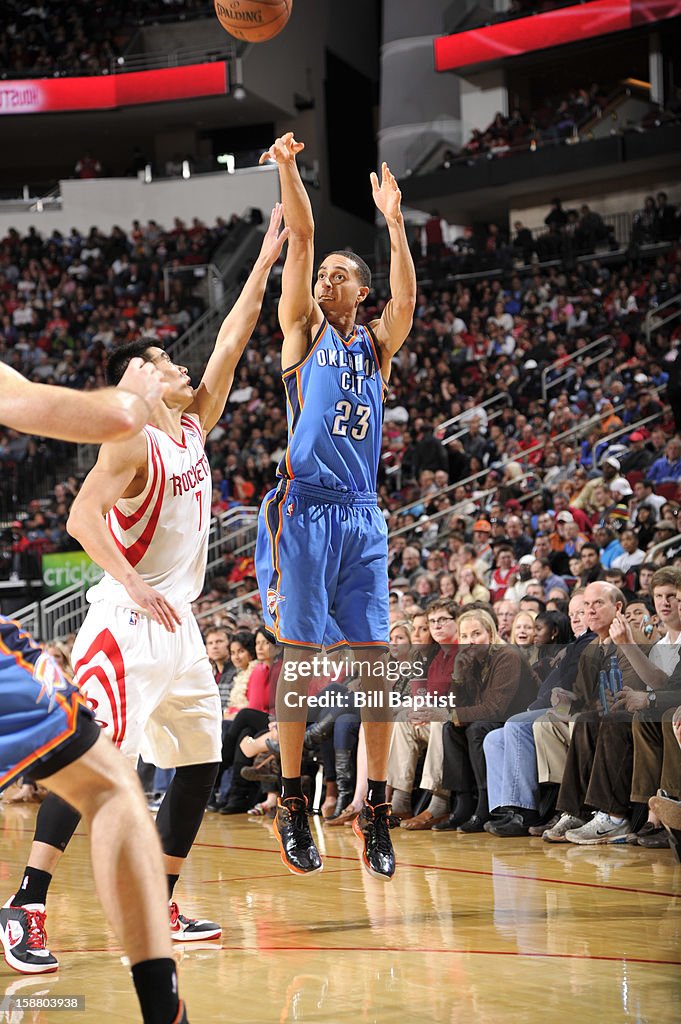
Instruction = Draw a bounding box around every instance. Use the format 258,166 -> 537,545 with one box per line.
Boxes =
565,811 -> 635,845
169,901 -> 221,942
0,901 -> 59,974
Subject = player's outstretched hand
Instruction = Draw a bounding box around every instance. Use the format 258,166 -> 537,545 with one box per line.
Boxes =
370,162 -> 402,221
256,203 -> 290,268
123,574 -> 182,633
259,131 -> 304,166
118,357 -> 167,412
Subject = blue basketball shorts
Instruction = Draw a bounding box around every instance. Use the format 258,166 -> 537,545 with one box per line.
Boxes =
0,638 -> 95,793
255,480 -> 389,649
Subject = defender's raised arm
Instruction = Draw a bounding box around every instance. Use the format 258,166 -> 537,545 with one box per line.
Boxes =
188,203 -> 289,435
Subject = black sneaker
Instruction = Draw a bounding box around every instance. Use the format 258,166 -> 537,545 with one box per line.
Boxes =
273,797 -> 323,875
0,901 -> 59,974
353,802 -> 396,881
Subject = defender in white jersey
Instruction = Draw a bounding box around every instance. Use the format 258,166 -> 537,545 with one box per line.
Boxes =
71,410 -> 217,767
5,205 -> 289,971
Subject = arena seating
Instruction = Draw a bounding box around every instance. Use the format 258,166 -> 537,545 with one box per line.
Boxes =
0,1 -> 214,77
0,213 -> 245,535
2,200 -> 680,604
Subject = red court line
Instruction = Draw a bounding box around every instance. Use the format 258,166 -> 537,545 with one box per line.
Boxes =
4,825 -> 679,900
190,840 -> 681,900
50,945 -> 681,967
223,946 -> 681,967
394,858 -> 681,901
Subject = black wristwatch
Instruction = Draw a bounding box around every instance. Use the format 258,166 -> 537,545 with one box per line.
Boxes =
648,691 -> 657,706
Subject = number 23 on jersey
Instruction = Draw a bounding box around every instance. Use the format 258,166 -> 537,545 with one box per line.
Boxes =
331,401 -> 371,441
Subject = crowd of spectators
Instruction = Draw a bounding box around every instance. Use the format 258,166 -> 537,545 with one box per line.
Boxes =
459,84 -> 609,164
5,198 -> 680,597
204,213 -> 680,610
632,192 -> 681,246
192,569 -> 681,861
2,189 -> 680,864
0,1 -> 214,78
418,197 -> 628,280
0,212 -> 246,549
447,84 -> 681,174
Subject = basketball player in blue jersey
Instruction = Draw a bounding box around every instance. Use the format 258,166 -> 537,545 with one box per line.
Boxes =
256,132 -> 416,880
0,359 -> 192,1022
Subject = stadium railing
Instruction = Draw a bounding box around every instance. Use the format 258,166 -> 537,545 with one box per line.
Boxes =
437,393 -> 512,442
13,567 -> 262,645
194,589 -> 261,629
541,334 -> 614,401
8,599 -> 40,639
589,409 -> 669,469
383,396 -> 668,543
644,292 -> 681,344
206,507 -> 259,581
167,219 -> 265,380
647,533 -> 681,564
388,470 -> 538,543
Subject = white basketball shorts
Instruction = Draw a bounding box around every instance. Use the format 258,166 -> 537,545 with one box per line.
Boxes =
71,603 -> 221,768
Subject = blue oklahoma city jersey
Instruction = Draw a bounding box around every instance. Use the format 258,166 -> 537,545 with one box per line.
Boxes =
278,318 -> 387,493
0,615 -> 85,791
256,317 -> 391,647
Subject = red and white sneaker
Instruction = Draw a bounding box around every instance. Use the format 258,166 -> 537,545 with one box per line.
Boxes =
0,900 -> 59,974
169,901 -> 221,942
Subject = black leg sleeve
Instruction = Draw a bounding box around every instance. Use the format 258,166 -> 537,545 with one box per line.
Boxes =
155,762 -> 219,859
34,793 -> 81,853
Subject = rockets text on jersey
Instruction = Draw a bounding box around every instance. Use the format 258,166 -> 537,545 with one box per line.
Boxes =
88,413 -> 211,611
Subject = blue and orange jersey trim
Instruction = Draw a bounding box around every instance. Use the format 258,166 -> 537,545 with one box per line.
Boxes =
364,322 -> 390,397
281,318 -> 328,379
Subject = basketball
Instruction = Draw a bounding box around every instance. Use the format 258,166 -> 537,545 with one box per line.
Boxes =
214,0 -> 292,43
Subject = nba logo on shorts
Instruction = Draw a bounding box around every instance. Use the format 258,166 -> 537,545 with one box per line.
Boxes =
267,589 -> 285,615
286,501 -> 295,517
129,611 -> 139,626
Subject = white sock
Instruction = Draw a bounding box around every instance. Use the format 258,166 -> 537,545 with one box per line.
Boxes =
428,794 -> 449,818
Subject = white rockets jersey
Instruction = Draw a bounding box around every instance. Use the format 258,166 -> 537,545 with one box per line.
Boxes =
87,413 -> 211,611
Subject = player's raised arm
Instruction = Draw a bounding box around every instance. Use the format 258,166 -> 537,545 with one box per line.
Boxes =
66,437 -> 182,632
369,162 -> 417,372
0,358 -> 165,443
259,132 -> 322,362
187,204 -> 289,436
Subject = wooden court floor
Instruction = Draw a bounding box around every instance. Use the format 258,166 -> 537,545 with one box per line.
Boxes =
0,804 -> 680,1023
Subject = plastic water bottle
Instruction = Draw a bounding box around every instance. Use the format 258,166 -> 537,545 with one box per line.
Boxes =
608,654 -> 623,694
599,669 -> 610,715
